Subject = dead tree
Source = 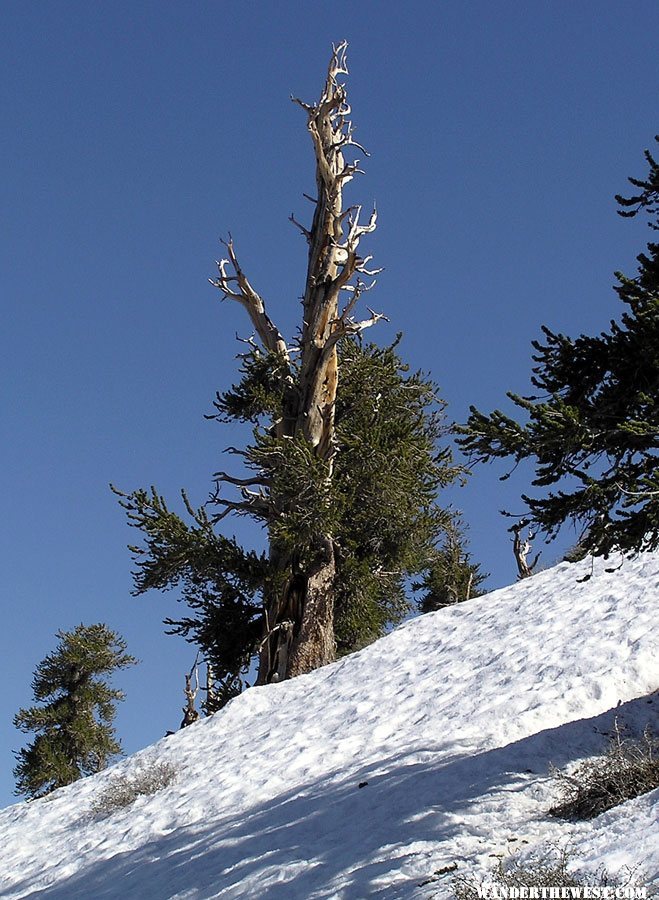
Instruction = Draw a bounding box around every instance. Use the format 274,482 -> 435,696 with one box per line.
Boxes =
180,660 -> 200,728
210,42 -> 384,684
509,520 -> 540,579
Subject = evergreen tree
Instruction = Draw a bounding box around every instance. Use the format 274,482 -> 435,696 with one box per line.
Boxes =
116,337 -> 462,699
415,515 -> 487,613
115,43 -> 468,693
13,624 -> 137,799
459,138 -> 659,557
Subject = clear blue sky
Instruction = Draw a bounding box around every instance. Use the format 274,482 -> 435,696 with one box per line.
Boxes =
2,1 -> 657,808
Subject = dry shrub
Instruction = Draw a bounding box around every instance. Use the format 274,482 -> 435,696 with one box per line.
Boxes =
549,720 -> 659,820
90,761 -> 177,816
452,847 -> 646,899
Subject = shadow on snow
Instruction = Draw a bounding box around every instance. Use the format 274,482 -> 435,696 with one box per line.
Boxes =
18,693 -> 659,900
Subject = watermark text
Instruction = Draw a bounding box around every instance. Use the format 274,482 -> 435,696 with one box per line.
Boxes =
475,886 -> 646,899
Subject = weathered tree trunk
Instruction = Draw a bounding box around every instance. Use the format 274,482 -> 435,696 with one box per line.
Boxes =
180,662 -> 200,728
286,536 -> 336,678
257,535 -> 336,683
509,521 -> 540,579
212,42 -> 383,684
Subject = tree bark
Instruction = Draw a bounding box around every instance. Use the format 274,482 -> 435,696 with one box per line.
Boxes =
257,535 -> 336,683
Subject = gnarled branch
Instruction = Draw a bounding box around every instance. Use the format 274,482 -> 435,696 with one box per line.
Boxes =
210,236 -> 290,361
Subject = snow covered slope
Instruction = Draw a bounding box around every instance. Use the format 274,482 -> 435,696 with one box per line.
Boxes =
1,553 -> 658,899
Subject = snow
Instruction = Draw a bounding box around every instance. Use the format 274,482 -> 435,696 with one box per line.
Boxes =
1,552 -> 658,898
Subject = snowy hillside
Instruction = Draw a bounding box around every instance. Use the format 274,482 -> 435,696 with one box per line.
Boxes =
1,553 -> 658,899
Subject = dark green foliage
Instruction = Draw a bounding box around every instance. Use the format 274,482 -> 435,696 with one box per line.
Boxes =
13,624 -> 137,800
563,538 -> 591,563
116,337 -> 465,688
206,673 -> 244,714
332,338 -> 463,650
415,516 -> 487,613
112,486 -> 265,694
460,138 -> 659,557
549,721 -> 659,820
209,348 -> 289,425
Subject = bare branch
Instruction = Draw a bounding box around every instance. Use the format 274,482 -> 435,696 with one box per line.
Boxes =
206,477 -> 270,522
356,263 -> 384,278
210,237 -> 290,360
353,307 -> 389,332
290,95 -> 314,114
289,213 -> 311,243
347,206 -> 378,244
339,161 -> 366,182
338,286 -> 360,322
343,135 -> 370,157
615,483 -> 659,497
257,619 -> 295,653
208,496 -> 269,524
212,471 -> 267,488
235,333 -> 260,352
320,306 -> 389,363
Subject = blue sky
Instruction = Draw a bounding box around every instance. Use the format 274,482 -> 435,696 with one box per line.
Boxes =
2,1 -> 657,807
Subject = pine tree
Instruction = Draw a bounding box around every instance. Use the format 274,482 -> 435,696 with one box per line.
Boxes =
459,138 -> 659,557
415,515 -> 487,613
115,337 -> 463,698
114,43 -> 468,695
13,624 -> 137,799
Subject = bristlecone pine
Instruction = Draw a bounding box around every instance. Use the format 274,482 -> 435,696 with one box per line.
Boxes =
114,42 -> 465,697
